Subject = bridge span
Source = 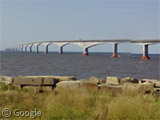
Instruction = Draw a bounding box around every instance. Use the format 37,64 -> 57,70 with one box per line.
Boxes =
5,39 -> 160,60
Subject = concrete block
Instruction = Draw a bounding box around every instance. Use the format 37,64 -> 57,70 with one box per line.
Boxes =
14,76 -> 59,86
3,76 -> 13,82
122,83 -> 154,95
99,84 -> 122,94
78,79 -> 88,83
31,77 -> 43,86
106,77 -> 120,85
154,88 -> 160,92
88,76 -> 99,84
24,76 -> 76,82
99,78 -> 106,84
138,83 -> 155,94
0,76 -> 13,81
52,76 -> 76,81
81,82 -> 98,91
13,77 -> 33,85
120,77 -> 138,85
56,81 -> 81,90
43,78 -> 59,85
139,79 -> 160,87
0,76 -> 4,82
0,76 -> 13,85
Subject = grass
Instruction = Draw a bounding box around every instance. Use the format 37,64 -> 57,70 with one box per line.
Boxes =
0,83 -> 160,120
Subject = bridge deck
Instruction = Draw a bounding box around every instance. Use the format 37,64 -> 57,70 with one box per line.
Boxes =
28,39 -> 160,44
131,39 -> 160,43
32,39 -> 130,44
6,39 -> 160,48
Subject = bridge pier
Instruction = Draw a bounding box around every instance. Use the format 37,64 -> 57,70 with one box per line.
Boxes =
34,43 -> 41,53
45,45 -> 49,54
141,45 -> 150,60
54,42 -> 68,55
36,46 -> 39,53
59,46 -> 63,54
111,43 -> 118,58
24,45 -> 28,52
83,48 -> 89,56
30,46 -> 32,52
18,46 -> 21,52
17,47 -> 19,52
21,46 -> 24,52
17,46 -> 20,52
43,43 -> 51,54
28,44 -> 33,53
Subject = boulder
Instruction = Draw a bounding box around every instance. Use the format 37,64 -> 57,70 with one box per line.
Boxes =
154,88 -> 160,92
154,88 -> 160,97
88,76 -> 100,84
120,77 -> 138,85
0,76 -> 13,85
23,76 -> 76,82
13,75 -> 76,87
78,79 -> 88,83
0,76 -> 4,82
3,76 -> 13,82
122,83 -> 154,95
13,76 -> 59,87
0,76 -> 2,79
139,79 -> 160,88
56,81 -> 81,90
138,83 -> 155,94
79,77 -> 100,84
106,77 -> 120,85
0,80 -> 12,85
99,78 -> 106,84
13,77 -> 34,86
51,76 -> 76,81
81,82 -> 98,91
99,84 -> 122,94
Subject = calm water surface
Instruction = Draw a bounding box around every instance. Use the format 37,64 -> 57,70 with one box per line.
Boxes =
0,52 -> 160,80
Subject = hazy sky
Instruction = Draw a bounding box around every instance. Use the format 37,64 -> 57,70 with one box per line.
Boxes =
1,0 -> 160,54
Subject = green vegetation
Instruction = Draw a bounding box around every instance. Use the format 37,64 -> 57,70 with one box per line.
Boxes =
0,84 -> 160,120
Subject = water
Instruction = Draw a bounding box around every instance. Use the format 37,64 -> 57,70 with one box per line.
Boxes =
0,52 -> 160,80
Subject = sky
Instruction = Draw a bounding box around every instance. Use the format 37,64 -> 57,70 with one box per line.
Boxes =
0,0 -> 160,54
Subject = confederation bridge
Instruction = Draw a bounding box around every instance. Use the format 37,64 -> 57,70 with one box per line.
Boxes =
5,39 -> 160,60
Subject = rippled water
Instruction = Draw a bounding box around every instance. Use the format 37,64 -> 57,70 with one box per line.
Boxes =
0,52 -> 160,80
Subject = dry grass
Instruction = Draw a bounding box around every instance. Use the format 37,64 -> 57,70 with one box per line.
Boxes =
0,83 -> 160,120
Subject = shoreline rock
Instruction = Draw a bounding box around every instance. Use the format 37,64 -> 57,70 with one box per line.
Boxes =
0,75 -> 160,95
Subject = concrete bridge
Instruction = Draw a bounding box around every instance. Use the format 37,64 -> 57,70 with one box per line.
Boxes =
5,39 -> 160,60
131,39 -> 160,60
